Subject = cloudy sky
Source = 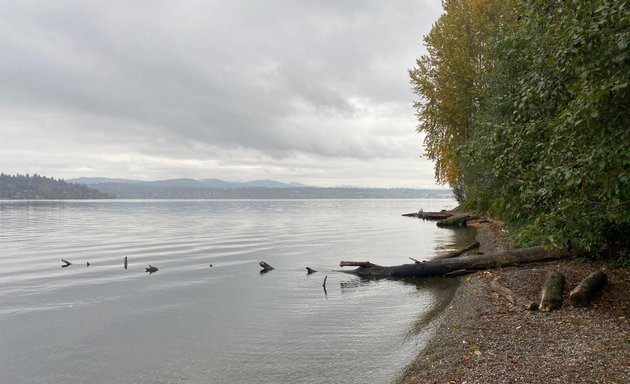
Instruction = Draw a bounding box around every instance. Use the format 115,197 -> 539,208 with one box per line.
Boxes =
0,0 -> 442,188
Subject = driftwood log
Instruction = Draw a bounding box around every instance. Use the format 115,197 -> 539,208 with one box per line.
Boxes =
436,214 -> 478,227
340,246 -> 571,278
339,261 -> 381,268
491,278 -> 538,310
539,271 -> 565,311
569,270 -> 607,308
402,211 -> 452,220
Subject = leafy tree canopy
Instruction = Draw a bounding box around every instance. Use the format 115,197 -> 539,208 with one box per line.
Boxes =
411,0 -> 630,261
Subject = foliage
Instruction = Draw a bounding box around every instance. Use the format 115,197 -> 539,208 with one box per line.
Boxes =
412,0 -> 630,260
0,173 -> 113,199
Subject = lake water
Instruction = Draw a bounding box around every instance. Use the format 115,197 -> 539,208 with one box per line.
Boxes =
0,199 -> 472,384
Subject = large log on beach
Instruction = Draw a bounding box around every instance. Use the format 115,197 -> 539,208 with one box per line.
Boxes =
339,246 -> 571,278
539,271 -> 565,312
569,270 -> 607,308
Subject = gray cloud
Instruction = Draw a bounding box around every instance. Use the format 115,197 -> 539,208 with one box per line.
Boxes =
0,0 -> 442,187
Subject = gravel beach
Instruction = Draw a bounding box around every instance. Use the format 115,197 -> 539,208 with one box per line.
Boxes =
397,220 -> 630,384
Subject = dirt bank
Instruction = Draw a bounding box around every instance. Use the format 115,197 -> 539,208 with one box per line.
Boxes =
397,219 -> 630,384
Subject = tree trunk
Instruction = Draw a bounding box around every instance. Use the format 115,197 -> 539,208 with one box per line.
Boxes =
339,246 -> 571,278
339,261 -> 382,268
402,211 -> 452,220
569,270 -> 607,308
539,271 -> 565,312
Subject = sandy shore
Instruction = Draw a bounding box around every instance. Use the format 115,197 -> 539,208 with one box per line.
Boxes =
396,219 -> 630,384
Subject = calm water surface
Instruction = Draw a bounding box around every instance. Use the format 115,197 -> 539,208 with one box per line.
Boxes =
0,199 -> 472,384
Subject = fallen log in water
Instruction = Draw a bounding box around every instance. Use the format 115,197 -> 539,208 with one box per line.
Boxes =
339,261 -> 382,268
434,241 -> 481,260
402,211 -> 452,220
539,271 -> 565,311
339,246 -> 571,278
569,270 -> 607,308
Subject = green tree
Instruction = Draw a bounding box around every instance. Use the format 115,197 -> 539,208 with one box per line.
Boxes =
414,0 -> 630,259
410,0 -> 513,197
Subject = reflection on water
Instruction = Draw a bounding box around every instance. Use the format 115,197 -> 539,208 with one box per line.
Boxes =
0,199 -> 471,384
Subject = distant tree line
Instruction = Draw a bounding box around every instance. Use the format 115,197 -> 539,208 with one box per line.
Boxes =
85,181 -> 453,199
411,0 -> 629,261
0,173 -> 113,199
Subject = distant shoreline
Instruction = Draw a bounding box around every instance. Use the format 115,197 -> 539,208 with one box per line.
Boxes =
62,185 -> 453,200
1,173 -> 453,200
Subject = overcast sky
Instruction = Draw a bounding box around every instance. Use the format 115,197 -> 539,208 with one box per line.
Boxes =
0,0 -> 443,188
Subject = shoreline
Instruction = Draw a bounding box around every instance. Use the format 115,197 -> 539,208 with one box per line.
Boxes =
397,219 -> 629,383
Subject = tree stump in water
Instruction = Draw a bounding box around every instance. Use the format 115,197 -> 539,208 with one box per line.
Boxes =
259,261 -> 274,273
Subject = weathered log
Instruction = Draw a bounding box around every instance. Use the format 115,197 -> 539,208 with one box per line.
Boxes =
402,211 -> 452,220
339,261 -> 382,268
569,270 -> 607,308
436,214 -> 478,227
539,271 -> 565,311
61,259 -> 72,267
434,241 -> 481,260
490,278 -> 538,310
339,246 -> 571,278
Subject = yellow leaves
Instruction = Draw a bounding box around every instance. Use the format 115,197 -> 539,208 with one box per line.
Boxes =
411,0 -> 513,187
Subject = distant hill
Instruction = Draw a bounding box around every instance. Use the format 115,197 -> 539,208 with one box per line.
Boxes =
1,174 -> 113,199
68,177 -> 143,185
68,177 -> 453,199
68,177 -> 309,189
